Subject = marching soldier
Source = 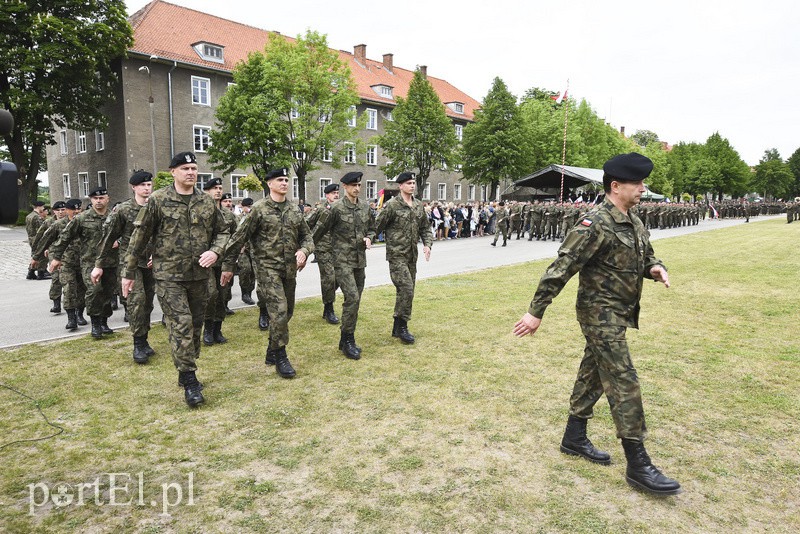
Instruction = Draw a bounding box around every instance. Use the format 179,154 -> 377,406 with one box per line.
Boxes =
490,201 -> 510,246
305,182 -> 341,325
25,200 -> 48,280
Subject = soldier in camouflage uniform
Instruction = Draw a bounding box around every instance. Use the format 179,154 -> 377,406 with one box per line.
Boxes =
121,152 -> 230,408
49,187 -> 116,339
32,201 -> 67,313
510,201 -> 523,239
93,171 -> 157,364
490,201 -> 510,246
221,168 -> 314,378
236,197 -> 256,305
313,171 -> 376,360
514,153 -> 680,496
25,200 -> 48,280
375,172 -> 433,344
306,183 -> 341,325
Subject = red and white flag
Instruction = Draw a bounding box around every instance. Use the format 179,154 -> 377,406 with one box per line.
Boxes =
551,89 -> 568,104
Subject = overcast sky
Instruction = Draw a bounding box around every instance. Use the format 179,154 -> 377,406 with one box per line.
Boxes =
124,0 -> 799,167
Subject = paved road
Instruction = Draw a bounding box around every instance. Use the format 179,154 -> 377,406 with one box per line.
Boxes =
0,216 -> 777,348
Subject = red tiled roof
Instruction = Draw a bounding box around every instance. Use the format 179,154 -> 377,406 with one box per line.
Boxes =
128,1 -> 480,121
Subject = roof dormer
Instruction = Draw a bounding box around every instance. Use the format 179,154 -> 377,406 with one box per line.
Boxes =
446,101 -> 465,114
192,41 -> 225,64
371,84 -> 394,99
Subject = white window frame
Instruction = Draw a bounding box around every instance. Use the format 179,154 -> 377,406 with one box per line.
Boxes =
230,174 -> 246,198
191,76 -> 211,106
319,178 -> 331,200
454,183 -> 462,200
193,125 -> 211,152
385,111 -> 394,122
455,124 -> 463,142
480,185 -> 487,202
344,142 -> 356,164
320,146 -> 333,162
292,178 -> 299,200
379,85 -> 392,97
76,131 -> 87,154
197,173 -> 212,191
59,130 -> 68,155
366,180 -> 377,200
62,174 -> 71,198
347,105 -> 357,127
78,172 -> 89,198
95,130 -> 105,151
366,145 -> 377,166
366,108 -> 378,130
422,183 -> 431,201
437,183 -> 447,201
97,171 -> 107,189
468,184 -> 476,201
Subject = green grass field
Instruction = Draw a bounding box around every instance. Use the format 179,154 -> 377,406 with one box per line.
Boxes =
1,218 -> 798,533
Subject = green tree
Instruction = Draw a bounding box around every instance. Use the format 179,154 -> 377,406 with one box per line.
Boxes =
238,174 -> 264,196
630,130 -> 660,148
666,142 -> 704,199
153,171 -> 174,191
378,70 -> 461,198
209,30 -> 361,201
751,149 -> 793,200
461,77 -> 533,200
642,142 -> 672,197
786,147 -> 800,197
0,0 -> 133,208
705,132 -> 750,199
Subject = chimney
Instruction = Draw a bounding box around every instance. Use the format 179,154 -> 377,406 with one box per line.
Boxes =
620,126 -> 626,136
354,44 -> 366,65
382,53 -> 393,73
419,65 -> 427,79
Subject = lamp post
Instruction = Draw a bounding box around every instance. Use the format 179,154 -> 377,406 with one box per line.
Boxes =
138,62 -> 157,174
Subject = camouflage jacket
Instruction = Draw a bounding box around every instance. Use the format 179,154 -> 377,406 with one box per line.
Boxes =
95,199 -> 153,270
25,211 -> 43,243
528,198 -> 665,328
122,185 -> 230,281
312,196 -> 376,269
32,216 -> 79,267
375,194 -> 433,264
305,201 -> 333,257
49,207 -> 114,269
221,196 -> 313,278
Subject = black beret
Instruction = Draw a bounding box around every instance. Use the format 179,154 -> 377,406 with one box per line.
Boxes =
241,197 -> 254,207
221,193 -> 232,200
603,153 -> 653,182
65,199 -> 82,210
498,201 -> 505,206
202,177 -> 223,190
341,171 -> 363,184
396,172 -> 415,184
169,151 -> 197,168
52,201 -> 66,210
265,168 -> 289,180
88,187 -> 108,197
129,170 -> 153,185
32,200 -> 45,207
323,183 -> 339,194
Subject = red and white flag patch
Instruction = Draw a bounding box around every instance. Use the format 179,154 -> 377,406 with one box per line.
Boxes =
580,218 -> 593,227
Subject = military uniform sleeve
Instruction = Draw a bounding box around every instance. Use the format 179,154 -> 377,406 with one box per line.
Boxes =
365,205 -> 377,243
298,217 -> 314,258
32,223 -> 58,262
48,216 -> 80,262
221,211 -> 256,272
419,206 -> 433,249
374,203 -> 392,236
95,210 -> 125,269
641,230 -> 665,280
123,202 -> 156,279
528,223 -> 605,319
312,206 -> 334,244
209,207 -> 231,258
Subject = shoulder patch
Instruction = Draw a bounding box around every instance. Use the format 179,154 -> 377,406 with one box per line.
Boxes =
580,218 -> 593,227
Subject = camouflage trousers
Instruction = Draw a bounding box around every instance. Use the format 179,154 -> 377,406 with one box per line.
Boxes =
492,221 -> 510,244
49,267 -> 63,301
530,217 -> 542,238
60,263 -> 85,310
156,279 -> 208,372
257,267 -> 297,350
204,266 -> 226,322
510,219 -> 522,237
389,260 -> 417,322
317,252 -> 338,305
238,250 -> 255,294
82,265 -> 115,318
126,265 -> 156,337
570,324 -> 647,441
335,266 -> 365,334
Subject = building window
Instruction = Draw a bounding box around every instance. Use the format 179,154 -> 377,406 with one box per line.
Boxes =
385,111 -> 393,122
347,106 -> 357,127
468,184 -> 475,201
231,174 -> 246,197
319,178 -> 331,200
97,171 -> 107,189
447,102 -> 465,114
372,85 -> 393,99
320,146 -> 333,162
76,131 -> 87,154
366,108 -> 377,130
60,131 -> 68,155
454,183 -> 461,200
319,110 -> 330,123
422,183 -> 430,201
194,126 -> 211,152
95,130 -> 105,151
78,172 -> 89,197
344,143 -> 356,164
441,158 -> 448,170
197,173 -> 212,191
366,145 -> 377,166
192,76 -> 211,106
292,177 -> 299,200
62,174 -> 71,198
366,180 -> 377,201
437,183 -> 447,201
481,185 -> 487,202
455,124 -> 463,142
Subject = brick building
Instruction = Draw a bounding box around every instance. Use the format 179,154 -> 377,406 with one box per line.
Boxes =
46,0 -> 485,205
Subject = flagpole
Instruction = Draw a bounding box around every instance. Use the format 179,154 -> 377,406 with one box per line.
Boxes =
559,79 -> 570,202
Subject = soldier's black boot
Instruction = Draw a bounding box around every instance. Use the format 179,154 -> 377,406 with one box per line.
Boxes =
26,268 -> 37,280
37,270 -> 51,280
339,331 -> 361,360
179,371 -> 205,407
90,316 -> 104,339
258,306 -> 270,331
241,291 -> 255,305
203,320 -> 215,346
560,415 -> 611,465
392,317 -> 415,344
213,321 -> 228,344
502,238 -> 507,247
132,336 -> 150,364
323,302 -> 340,325
65,309 -> 78,330
226,306 -> 234,316
274,347 -> 296,379
100,316 -> 114,335
621,439 -> 681,496
123,304 -> 129,322
76,307 -> 88,326
490,240 -> 496,246
143,333 -> 155,357
50,297 -> 62,314
265,348 -> 276,365
110,295 -> 119,311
